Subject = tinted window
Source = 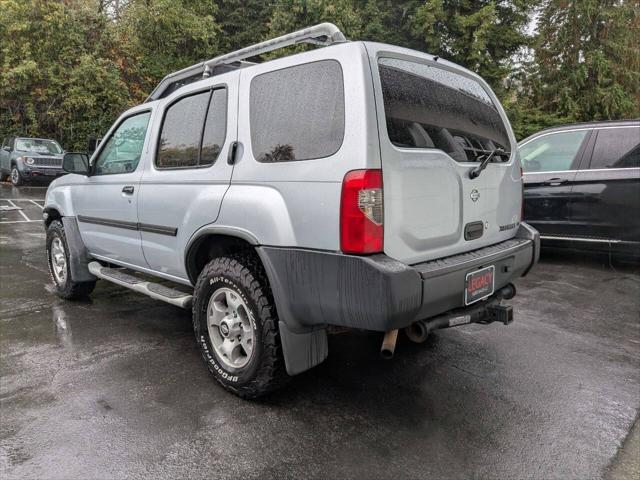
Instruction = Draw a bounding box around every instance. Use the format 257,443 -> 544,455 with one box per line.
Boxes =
94,112 -> 151,175
157,88 -> 227,168
520,130 -> 588,173
250,60 -> 344,162
157,91 -> 209,168
201,89 -> 227,165
378,58 -> 510,162
590,127 -> 640,169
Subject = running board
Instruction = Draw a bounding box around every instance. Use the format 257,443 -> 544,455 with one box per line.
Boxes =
88,262 -> 193,309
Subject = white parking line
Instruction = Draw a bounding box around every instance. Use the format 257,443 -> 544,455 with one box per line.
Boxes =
0,198 -> 45,224
6,200 -> 30,221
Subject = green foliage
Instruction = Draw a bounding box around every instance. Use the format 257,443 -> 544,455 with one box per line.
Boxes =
0,0 -> 638,148
530,0 -> 640,123
116,0 -> 221,97
0,0 -> 131,149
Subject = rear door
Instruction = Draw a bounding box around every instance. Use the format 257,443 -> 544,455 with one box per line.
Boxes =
370,53 -> 520,265
137,76 -> 237,281
520,129 -> 591,237
569,125 -> 640,245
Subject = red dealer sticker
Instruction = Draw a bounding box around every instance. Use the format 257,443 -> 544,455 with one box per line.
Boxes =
465,265 -> 495,305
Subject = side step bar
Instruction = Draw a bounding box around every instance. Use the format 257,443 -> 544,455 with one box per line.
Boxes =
88,262 -> 193,309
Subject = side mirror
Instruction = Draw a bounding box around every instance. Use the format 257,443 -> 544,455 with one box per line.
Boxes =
2,145 -> 10,152
63,152 -> 90,175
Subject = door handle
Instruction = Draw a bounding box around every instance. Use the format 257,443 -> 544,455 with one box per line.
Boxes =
544,178 -> 569,186
227,141 -> 240,165
122,186 -> 134,194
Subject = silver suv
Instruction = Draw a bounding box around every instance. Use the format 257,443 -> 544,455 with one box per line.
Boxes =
1,137 -> 65,186
44,24 -> 539,398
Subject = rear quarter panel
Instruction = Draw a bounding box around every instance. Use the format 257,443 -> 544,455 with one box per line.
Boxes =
225,42 -> 380,250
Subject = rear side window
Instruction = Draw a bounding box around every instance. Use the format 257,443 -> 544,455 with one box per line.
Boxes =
378,58 -> 510,162
157,88 -> 227,169
250,60 -> 345,162
590,127 -> 640,169
520,130 -> 588,173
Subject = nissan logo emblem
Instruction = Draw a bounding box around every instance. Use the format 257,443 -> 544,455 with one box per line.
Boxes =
470,189 -> 480,202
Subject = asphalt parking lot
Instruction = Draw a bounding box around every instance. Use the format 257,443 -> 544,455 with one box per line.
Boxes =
1,182 -> 638,479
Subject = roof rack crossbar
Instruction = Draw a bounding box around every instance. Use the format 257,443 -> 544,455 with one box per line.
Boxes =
146,23 -> 347,102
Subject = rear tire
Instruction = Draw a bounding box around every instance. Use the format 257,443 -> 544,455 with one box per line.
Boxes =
46,220 -> 96,299
192,254 -> 288,398
0,171 -> 8,182
10,166 -> 24,186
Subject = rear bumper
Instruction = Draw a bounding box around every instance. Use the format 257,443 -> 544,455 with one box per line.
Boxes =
258,223 -> 540,333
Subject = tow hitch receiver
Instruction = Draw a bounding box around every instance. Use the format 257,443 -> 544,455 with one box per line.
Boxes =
404,284 -> 517,344
486,304 -> 513,325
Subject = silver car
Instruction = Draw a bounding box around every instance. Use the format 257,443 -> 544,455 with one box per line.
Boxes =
43,24 -> 539,398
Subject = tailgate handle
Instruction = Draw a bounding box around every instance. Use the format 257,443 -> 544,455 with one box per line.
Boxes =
464,221 -> 484,241
544,177 -> 569,186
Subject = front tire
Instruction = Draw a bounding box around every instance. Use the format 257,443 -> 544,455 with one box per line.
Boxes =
192,254 -> 288,398
10,166 -> 24,186
46,220 -> 96,299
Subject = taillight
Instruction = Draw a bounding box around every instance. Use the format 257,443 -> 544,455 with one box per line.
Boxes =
340,169 -> 383,254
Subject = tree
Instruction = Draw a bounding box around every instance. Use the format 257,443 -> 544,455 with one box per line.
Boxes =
0,0 -> 131,149
529,0 -> 640,122
215,0 -> 276,53
114,0 -> 222,99
411,0 -> 538,97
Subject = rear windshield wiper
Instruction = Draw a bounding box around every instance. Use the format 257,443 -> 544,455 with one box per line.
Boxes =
469,148 -> 510,179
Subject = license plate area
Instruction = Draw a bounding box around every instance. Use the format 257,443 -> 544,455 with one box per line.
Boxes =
465,265 -> 495,305
44,170 -> 57,176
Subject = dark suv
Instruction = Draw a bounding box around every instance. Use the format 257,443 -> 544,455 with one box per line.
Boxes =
0,137 -> 65,186
520,120 -> 640,257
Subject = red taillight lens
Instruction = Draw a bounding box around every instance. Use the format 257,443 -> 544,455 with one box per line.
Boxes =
340,169 -> 383,254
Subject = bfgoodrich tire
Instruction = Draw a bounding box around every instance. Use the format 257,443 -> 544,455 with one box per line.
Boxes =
192,254 -> 288,398
46,220 -> 96,299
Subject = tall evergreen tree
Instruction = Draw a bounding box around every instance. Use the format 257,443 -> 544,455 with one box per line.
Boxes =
530,0 -> 639,121
411,0 -> 537,96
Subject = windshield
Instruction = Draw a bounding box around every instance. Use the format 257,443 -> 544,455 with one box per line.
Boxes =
378,57 -> 510,162
15,138 -> 63,154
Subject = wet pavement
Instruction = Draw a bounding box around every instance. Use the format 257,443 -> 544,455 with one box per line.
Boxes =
1,182 -> 639,479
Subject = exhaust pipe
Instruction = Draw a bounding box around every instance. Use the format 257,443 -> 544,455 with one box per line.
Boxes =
380,329 -> 398,359
405,321 -> 428,344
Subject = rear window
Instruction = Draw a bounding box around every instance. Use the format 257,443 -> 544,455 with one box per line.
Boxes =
250,60 -> 345,162
378,57 -> 510,162
590,127 -> 640,169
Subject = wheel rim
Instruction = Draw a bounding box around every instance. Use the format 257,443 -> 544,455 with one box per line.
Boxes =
11,168 -> 19,184
50,237 -> 67,284
206,287 -> 255,369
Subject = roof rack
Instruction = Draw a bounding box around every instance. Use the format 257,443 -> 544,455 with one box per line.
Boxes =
146,22 -> 347,102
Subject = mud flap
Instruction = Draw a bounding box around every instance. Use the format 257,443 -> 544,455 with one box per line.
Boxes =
278,322 -> 328,376
61,217 -> 96,283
